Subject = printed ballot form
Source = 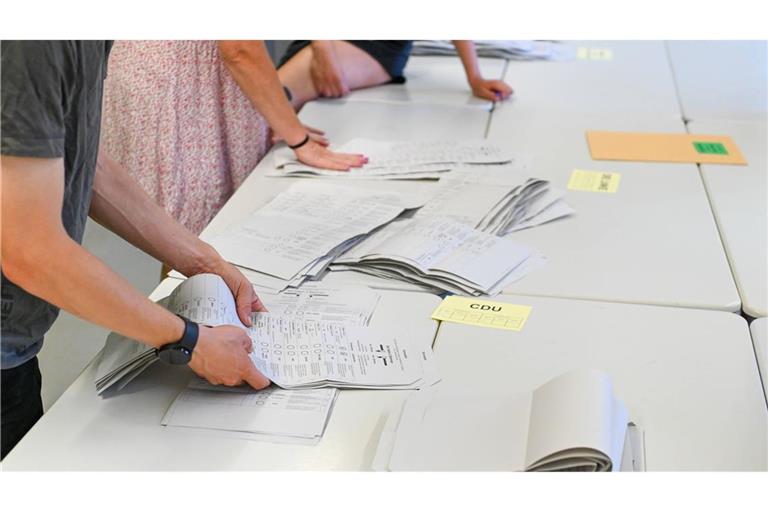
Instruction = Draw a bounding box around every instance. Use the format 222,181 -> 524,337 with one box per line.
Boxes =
270,138 -> 514,179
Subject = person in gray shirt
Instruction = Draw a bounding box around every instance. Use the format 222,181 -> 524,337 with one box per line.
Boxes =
1,41 -> 271,458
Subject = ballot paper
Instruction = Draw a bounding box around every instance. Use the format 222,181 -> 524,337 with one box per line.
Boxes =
380,370 -> 632,471
207,181 -> 429,291
331,216 -> 541,296
269,138 -> 513,179
418,165 -> 574,234
161,386 -> 338,443
411,40 -> 573,61
95,275 -> 386,394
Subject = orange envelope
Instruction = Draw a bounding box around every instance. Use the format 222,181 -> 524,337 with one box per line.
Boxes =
586,131 -> 747,165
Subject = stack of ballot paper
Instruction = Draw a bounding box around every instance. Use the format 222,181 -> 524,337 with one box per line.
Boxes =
96,274 -> 438,394
420,164 -> 574,234
411,40 -> 571,61
162,386 -> 339,443
331,216 -> 543,296
206,181 -> 431,292
374,370 -> 644,471
269,138 -> 513,179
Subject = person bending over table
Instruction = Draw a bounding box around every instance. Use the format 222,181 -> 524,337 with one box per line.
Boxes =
0,41 -> 274,459
277,40 -> 514,110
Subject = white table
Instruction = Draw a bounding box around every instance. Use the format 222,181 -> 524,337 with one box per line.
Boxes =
752,318 -> 767,402
487,112 -> 740,311
2,279 -> 442,470
688,120 -> 767,318
298,100 -> 490,143
319,55 -> 506,110
667,41 -> 768,122
432,295 -> 767,470
500,40 -> 682,118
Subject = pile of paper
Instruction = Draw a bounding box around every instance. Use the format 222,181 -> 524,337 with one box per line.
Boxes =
374,370 -> 640,471
95,275 -> 385,395
411,40 -> 571,61
331,216 -> 543,296
162,386 -> 338,443
269,138 -> 513,179
420,164 -> 574,234
206,181 -> 430,292
237,314 -> 439,390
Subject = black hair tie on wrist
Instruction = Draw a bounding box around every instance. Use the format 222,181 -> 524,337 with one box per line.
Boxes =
288,134 -> 310,150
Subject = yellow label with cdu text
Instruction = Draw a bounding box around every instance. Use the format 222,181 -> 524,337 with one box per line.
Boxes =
431,296 -> 532,331
568,169 -> 621,193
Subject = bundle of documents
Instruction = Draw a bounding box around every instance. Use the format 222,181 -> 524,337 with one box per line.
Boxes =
374,370 -> 645,471
269,138 -> 513,179
331,216 -> 543,296
420,164 -> 574,234
411,40 -> 570,61
162,386 -> 339,443
206,181 -> 430,292
96,274 -> 438,393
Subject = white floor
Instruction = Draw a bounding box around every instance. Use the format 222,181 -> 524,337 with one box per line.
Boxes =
37,221 -> 161,410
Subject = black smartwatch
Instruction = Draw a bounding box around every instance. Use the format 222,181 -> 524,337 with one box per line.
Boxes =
157,315 -> 199,365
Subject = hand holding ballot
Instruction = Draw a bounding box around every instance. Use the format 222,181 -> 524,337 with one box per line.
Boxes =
190,325 -> 270,390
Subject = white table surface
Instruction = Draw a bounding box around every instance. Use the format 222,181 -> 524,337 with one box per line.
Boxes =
319,55 -> 506,110
688,119 -> 767,317
500,40 -> 682,118
2,278 -> 442,470
487,112 -> 740,311
667,41 -> 768,122
752,318 -> 767,402
298,99 -> 490,144
432,294 -> 767,470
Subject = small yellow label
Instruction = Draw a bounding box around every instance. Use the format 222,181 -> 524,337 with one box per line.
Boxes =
577,47 -> 614,61
568,169 -> 621,193
431,296 -> 532,331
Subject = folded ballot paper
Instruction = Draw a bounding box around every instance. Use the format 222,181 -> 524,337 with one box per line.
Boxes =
95,274 -> 438,394
269,138 -> 514,179
420,164 -> 575,235
331,216 -> 544,296
411,40 -> 572,61
205,181 -> 431,292
374,370 -> 644,472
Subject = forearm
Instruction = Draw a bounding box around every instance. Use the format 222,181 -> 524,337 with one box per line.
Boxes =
452,40 -> 482,83
218,40 -> 306,145
89,151 -> 222,277
4,229 -> 183,348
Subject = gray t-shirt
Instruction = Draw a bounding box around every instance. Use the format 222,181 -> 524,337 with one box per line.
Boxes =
1,41 -> 113,369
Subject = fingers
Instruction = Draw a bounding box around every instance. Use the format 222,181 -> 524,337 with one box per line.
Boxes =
309,132 -> 330,147
242,361 -> 271,390
252,294 -> 268,312
234,281 -> 254,327
490,80 -> 514,100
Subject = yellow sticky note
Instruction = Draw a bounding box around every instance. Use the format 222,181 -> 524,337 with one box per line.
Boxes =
577,47 -> 613,61
568,169 -> 621,193
431,296 -> 532,331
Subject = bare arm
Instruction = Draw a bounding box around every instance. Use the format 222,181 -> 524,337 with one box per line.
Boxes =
217,40 -> 367,171
1,155 -> 269,389
452,40 -> 514,101
2,155 -> 184,348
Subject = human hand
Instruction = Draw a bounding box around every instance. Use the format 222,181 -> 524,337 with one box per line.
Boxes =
210,261 -> 267,327
469,78 -> 514,101
294,139 -> 368,171
189,324 -> 270,389
272,124 -> 329,147
310,44 -> 350,98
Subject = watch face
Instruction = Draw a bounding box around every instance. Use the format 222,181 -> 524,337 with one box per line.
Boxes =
158,346 -> 192,365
